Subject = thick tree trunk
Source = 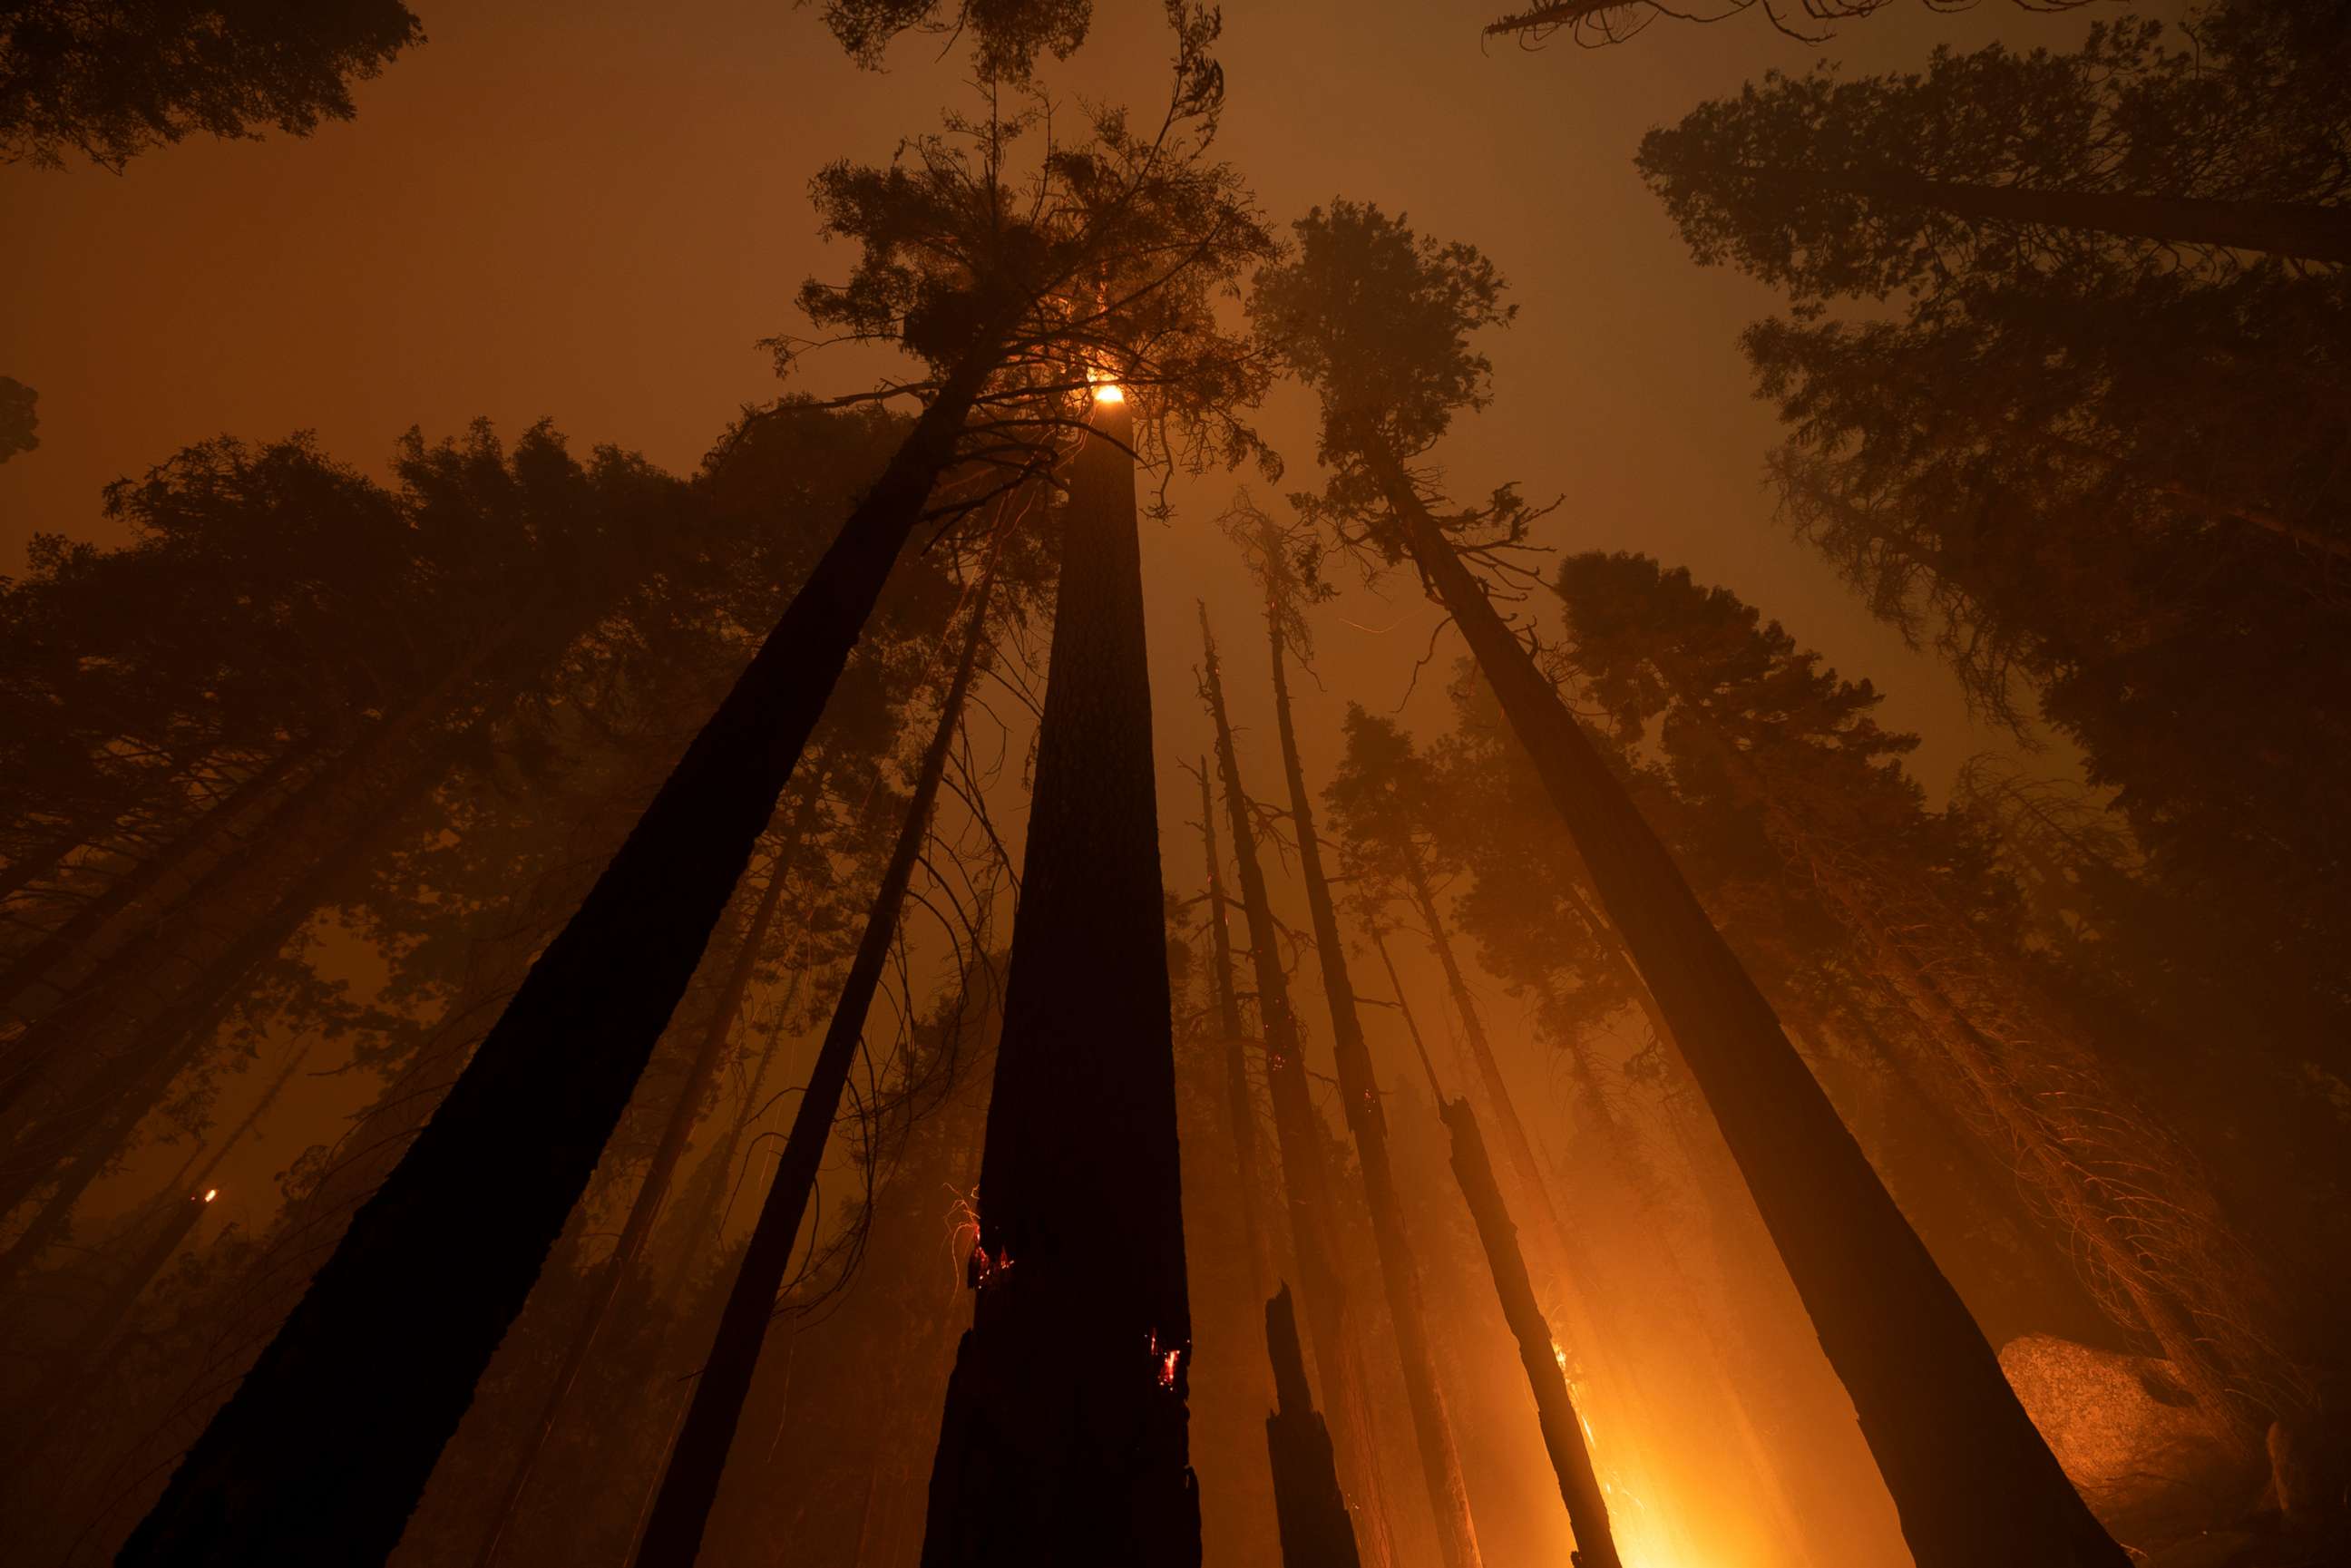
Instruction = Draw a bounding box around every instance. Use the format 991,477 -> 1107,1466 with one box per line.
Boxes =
1356,432 -> 2126,1568
1263,1284 -> 1365,1568
1263,596 -> 1480,1568
918,402 -> 1198,1568
1199,760 -> 1273,1307
473,841 -> 800,1566
1199,610 -> 1398,1568
1437,1097 -> 1622,1568
638,562 -> 996,1567
118,359 -> 992,1568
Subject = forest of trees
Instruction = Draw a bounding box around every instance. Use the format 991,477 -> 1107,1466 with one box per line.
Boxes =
3,1 -> 2346,1566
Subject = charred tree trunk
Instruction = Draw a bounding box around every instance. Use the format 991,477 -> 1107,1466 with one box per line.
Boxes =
1199,610 -> 1398,1568
1355,432 -> 2125,1568
473,838 -> 801,1566
119,357 -> 996,1568
638,562 -> 997,1567
917,400 -> 1197,1568
1264,1284 -> 1365,1568
1436,1098 -> 1622,1568
1199,759 -> 1273,1307
1263,588 -> 1479,1568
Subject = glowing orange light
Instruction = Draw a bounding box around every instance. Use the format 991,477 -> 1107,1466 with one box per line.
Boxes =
202,1189 -> 218,1203
1146,1330 -> 1184,1391
1086,364 -> 1126,404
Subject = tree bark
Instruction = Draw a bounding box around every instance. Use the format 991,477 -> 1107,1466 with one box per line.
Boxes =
1263,1284 -> 1365,1568
1199,758 -> 1273,1308
917,402 -> 1198,1568
473,839 -> 800,1566
1437,1096 -> 1621,1568
1355,429 -> 2127,1568
118,357 -> 994,1568
1263,576 -> 1480,1568
639,559 -> 996,1567
1198,609 -> 1398,1568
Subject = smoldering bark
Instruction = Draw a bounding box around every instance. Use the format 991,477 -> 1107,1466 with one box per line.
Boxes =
1437,1097 -> 1621,1568
1354,431 -> 2125,1568
918,402 -> 1197,1568
118,357 -> 994,1568
1263,589 -> 1479,1568
1263,1284 -> 1364,1568
639,563 -> 996,1568
1198,609 -> 1398,1568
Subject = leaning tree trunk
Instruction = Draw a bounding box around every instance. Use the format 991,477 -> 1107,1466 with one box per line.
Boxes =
1829,163 -> 2351,268
917,399 -> 1198,1567
636,560 -> 997,1567
1435,1096 -> 1621,1568
473,835 -> 802,1567
1354,431 -> 2126,1568
1263,593 -> 1480,1568
118,354 -> 998,1568
1264,1284 -> 1365,1568
1200,611 -> 1399,1568
1198,760 -> 1274,1309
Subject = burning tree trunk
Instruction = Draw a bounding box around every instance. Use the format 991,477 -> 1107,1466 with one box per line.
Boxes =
1263,1284 -> 1364,1568
1355,433 -> 2126,1568
1198,759 -> 1273,1307
917,396 -> 1197,1566
1259,560 -> 1480,1568
1199,609 -> 1398,1568
1436,1097 -> 1621,1568
119,359 -> 995,1568
473,838 -> 801,1566
636,557 -> 999,1567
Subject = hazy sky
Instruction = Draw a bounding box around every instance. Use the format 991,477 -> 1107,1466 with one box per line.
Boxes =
3,0 -> 2113,1236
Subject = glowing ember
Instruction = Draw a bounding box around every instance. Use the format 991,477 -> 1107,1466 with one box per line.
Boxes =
1146,1330 -> 1184,1391
201,1189 -> 218,1203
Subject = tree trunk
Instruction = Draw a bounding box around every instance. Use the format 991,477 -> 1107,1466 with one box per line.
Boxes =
473,839 -> 800,1566
1263,1284 -> 1365,1568
638,559 -> 996,1567
1263,586 -> 1480,1568
1355,431 -> 2126,1568
1199,759 -> 1273,1308
1199,609 -> 1398,1568
917,402 -> 1198,1568
0,742 -> 318,1019
1437,1096 -> 1621,1568
118,358 -> 994,1568
1840,164 -> 2351,268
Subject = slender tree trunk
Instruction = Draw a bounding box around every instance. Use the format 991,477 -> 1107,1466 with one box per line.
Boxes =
1354,431 -> 2126,1568
473,842 -> 800,1566
1436,1097 -> 1622,1568
918,402 -> 1198,1568
639,560 -> 997,1567
2,1188 -> 218,1461
1264,1284 -> 1365,1568
1199,610 -> 1398,1568
0,743 -> 318,1019
1199,759 -> 1273,1308
1838,164 -> 2351,268
119,356 -> 996,1568
1263,591 -> 1480,1568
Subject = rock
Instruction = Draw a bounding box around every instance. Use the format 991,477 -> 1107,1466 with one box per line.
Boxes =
2000,1333 -> 2269,1548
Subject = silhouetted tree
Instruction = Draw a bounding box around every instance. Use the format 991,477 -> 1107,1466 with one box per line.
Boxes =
1254,197 -> 2123,1568
118,19 -> 1269,1556
1225,492 -> 1482,1568
0,0 -> 424,169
